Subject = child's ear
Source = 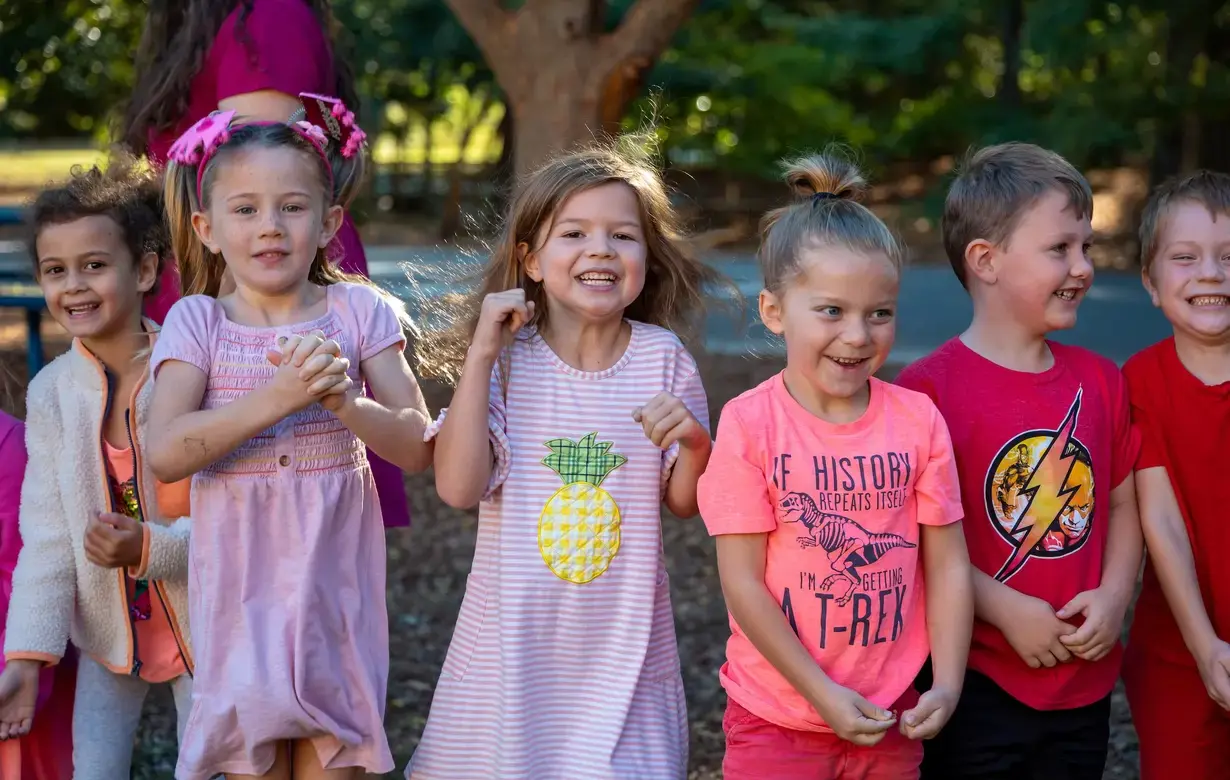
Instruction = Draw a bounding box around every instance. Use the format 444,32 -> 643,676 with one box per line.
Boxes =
965,238 -> 998,285
191,212 -> 218,253
519,242 -> 543,282
136,251 -> 160,294
758,288 -> 784,335
1142,265 -> 1161,307
319,205 -> 344,248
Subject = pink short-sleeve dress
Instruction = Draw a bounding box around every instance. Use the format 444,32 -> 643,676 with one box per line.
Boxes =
143,0 -> 413,530
150,283 -> 399,779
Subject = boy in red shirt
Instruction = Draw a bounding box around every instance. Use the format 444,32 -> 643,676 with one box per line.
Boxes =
1121,170 -> 1230,780
896,142 -> 1142,779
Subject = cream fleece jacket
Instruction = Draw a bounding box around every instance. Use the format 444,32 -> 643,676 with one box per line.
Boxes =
4,337 -> 194,675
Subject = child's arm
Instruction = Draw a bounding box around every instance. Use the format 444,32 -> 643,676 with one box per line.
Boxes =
328,345 -> 432,474
906,521 -> 973,739
717,534 -> 897,745
1135,465 -> 1230,708
1056,371 -> 1143,661
434,346 -> 499,509
148,333 -> 351,483
435,289 -> 530,509
1055,476 -> 1141,661
973,571 -> 1076,668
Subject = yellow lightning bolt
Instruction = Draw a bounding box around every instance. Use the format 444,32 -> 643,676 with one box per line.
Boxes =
994,391 -> 1083,582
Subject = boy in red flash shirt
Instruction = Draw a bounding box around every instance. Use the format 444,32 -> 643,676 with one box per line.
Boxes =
896,143 -> 1141,779
1122,170 -> 1230,780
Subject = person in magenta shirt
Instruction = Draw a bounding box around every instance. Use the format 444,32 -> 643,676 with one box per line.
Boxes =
697,153 -> 973,780
120,0 -> 411,528
0,410 -> 75,780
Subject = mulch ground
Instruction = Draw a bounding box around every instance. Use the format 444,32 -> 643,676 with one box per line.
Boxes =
0,334 -> 1141,779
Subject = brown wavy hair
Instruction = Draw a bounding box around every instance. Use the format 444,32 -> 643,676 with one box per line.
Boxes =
119,0 -> 360,155
27,152 -> 169,287
164,122 -> 369,299
416,133 -> 732,384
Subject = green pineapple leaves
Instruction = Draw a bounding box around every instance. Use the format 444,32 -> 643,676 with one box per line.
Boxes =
541,432 -> 627,487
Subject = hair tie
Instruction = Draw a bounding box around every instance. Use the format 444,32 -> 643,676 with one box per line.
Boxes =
812,191 -> 837,202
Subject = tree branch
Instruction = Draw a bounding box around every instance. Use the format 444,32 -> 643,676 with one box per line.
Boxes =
442,0 -> 512,55
602,0 -> 700,65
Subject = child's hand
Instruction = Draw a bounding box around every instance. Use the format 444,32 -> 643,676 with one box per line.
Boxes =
266,333 -> 352,414
632,392 -> 710,452
999,591 -> 1077,669
84,512 -> 144,568
1056,586 -> 1129,662
0,660 -> 40,740
472,289 -> 533,363
810,679 -> 897,746
900,686 -> 958,740
1197,638 -> 1230,711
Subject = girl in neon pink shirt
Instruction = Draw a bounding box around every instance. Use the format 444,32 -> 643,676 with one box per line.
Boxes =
697,152 -> 974,780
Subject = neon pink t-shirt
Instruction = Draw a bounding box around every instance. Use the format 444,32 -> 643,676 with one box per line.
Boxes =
697,374 -> 962,732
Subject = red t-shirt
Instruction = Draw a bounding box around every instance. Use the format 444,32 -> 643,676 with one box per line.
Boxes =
1124,338 -> 1230,667
144,0 -> 367,326
896,338 -> 1139,710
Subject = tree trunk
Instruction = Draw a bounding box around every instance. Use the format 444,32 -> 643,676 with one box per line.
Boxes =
443,0 -> 700,181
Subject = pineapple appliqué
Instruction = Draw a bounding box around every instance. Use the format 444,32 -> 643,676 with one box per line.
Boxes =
538,433 -> 627,584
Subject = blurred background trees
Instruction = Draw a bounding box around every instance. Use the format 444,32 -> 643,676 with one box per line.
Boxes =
1,0 -> 1227,249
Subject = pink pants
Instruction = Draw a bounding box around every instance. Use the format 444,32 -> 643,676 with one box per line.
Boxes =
723,696 -> 923,780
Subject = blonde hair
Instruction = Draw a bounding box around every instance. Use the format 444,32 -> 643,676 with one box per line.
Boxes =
943,142 -> 1093,289
1139,170 -> 1230,273
758,148 -> 903,292
416,133 -> 730,383
164,122 -> 370,298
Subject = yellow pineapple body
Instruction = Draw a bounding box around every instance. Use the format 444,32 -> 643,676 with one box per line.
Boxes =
537,433 -> 627,585
538,482 -> 622,584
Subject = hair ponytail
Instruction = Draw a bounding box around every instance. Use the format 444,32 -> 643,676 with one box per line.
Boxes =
163,158 -> 227,298
758,146 -> 902,293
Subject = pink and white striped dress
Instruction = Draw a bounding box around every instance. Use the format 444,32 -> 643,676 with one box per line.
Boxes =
407,321 -> 709,780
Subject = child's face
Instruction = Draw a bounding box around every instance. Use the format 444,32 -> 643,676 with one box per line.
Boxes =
522,182 -> 648,327
760,245 -> 899,401
35,215 -> 157,341
193,146 -> 342,298
1144,200 -> 1230,343
978,189 -> 1094,336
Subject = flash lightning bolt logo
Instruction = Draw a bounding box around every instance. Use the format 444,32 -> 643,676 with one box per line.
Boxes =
989,391 -> 1089,582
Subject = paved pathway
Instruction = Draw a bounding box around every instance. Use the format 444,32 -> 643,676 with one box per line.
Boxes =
364,247 -> 1171,365
1,243 -> 1171,365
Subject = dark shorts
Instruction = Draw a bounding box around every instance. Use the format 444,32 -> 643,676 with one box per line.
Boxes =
918,668 -> 1110,780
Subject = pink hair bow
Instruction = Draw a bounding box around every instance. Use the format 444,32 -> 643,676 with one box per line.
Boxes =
299,93 -> 367,158
167,110 -> 237,166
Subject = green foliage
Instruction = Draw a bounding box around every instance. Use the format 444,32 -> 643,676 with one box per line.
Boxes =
1,0 -> 1228,188
0,0 -> 144,137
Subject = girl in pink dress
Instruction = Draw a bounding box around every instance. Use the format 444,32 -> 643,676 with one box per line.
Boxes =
407,139 -> 725,779
0,411 -> 75,780
121,0 -> 412,530
146,99 -> 433,779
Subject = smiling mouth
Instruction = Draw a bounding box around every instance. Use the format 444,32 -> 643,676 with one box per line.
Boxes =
1189,295 -> 1230,307
827,356 -> 868,368
254,251 -> 288,262
65,303 -> 100,318
577,271 -> 619,288
1054,288 -> 1082,301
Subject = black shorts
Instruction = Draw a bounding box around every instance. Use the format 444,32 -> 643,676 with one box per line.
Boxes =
918,667 -> 1110,780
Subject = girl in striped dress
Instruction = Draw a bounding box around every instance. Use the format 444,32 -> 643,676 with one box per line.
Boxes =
409,138 -> 727,780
